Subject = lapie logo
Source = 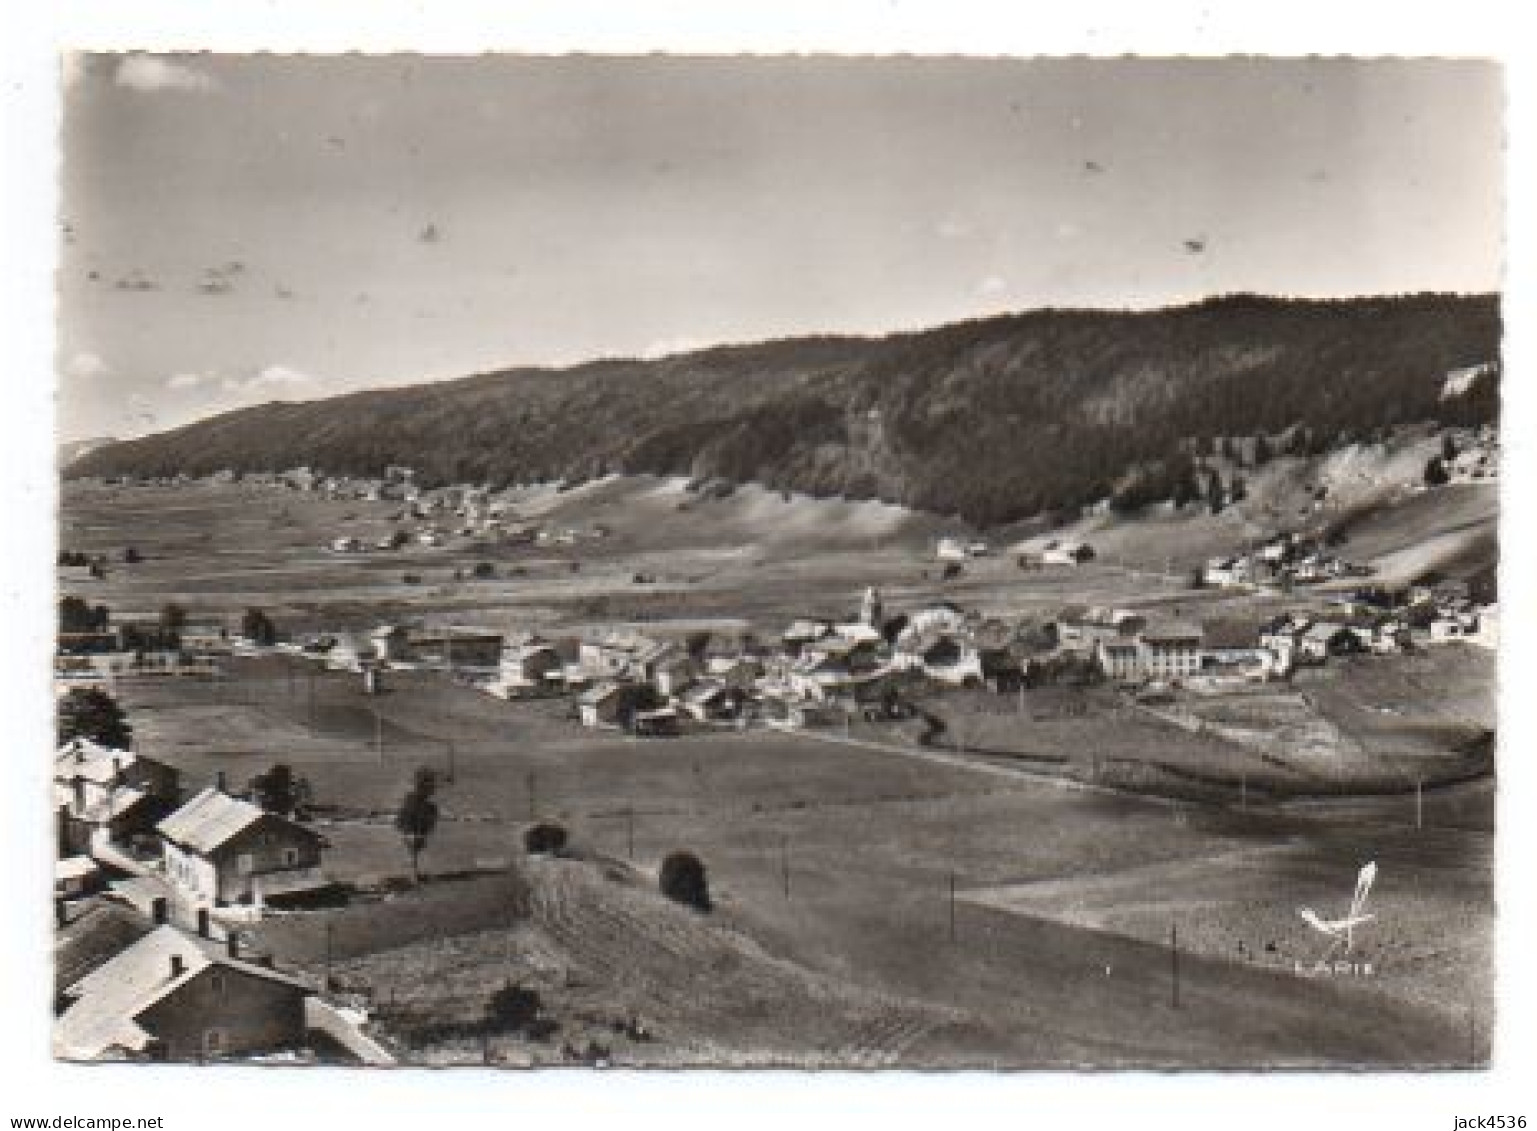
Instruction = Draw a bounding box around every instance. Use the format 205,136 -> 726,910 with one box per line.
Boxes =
1295,861 -> 1377,976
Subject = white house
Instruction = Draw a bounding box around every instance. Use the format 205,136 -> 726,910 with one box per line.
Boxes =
1041,540 -> 1095,566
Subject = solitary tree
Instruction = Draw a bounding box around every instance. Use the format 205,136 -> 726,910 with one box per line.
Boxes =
1441,432 -> 1459,462
159,603 -> 187,647
523,822 -> 568,856
58,686 -> 132,748
1423,456 -> 1450,487
122,545 -> 142,564
1206,471 -> 1226,515
659,851 -> 711,912
395,767 -> 440,883
1253,434 -> 1273,466
241,607 -> 278,646
250,763 -> 298,815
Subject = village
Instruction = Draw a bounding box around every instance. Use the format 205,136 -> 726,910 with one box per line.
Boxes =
50,452 -> 1498,1063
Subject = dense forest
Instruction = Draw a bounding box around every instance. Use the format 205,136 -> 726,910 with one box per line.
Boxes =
69,293 -> 1501,526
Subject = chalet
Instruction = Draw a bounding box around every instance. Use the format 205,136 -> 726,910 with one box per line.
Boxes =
1202,556 -> 1252,588
54,897 -> 157,1011
897,602 -> 967,640
369,624 -> 412,663
578,682 -> 627,729
681,682 -> 750,723
411,629 -> 504,669
935,537 -> 969,563
631,706 -> 681,737
498,639 -> 563,688
178,622 -> 230,654
911,634 -> 983,686
579,634 -> 691,690
1200,620 -> 1266,668
1297,622 -> 1361,663
1136,623 -> 1205,681
55,739 -> 180,854
787,652 -> 858,702
704,654 -> 764,689
1041,540 -> 1095,566
157,789 -> 329,908
59,563 -> 101,584
54,924 -> 312,1062
1095,639 -> 1142,684
782,619 -> 834,654
55,856 -> 104,900
1429,614 -> 1477,643
1471,606 -> 1499,650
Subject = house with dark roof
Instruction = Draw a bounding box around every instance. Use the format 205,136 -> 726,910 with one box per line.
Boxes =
55,739 -> 180,855
157,789 -> 328,908
54,923 -> 313,1061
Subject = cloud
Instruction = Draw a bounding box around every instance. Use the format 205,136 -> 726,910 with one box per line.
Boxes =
975,275 -> 1008,297
215,365 -> 322,400
166,373 -> 205,390
639,337 -> 708,360
67,351 -> 107,378
114,55 -> 217,94
935,217 -> 973,240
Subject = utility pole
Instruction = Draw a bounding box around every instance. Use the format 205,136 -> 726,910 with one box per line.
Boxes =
781,834 -> 790,900
373,705 -> 383,763
1416,775 -> 1424,830
1171,922 -> 1181,1009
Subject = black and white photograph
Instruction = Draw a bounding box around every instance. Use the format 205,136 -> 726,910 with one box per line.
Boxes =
6,4 -> 1534,1125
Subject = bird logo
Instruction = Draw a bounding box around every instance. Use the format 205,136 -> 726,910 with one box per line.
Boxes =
1298,861 -> 1377,959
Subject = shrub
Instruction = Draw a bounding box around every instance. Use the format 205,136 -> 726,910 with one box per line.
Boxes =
485,983 -> 543,1032
658,851 -> 711,912
523,822 -> 568,856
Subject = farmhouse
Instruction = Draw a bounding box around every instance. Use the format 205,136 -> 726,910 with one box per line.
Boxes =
1135,622 -> 1205,681
178,622 -> 231,654
498,638 -> 564,688
681,682 -> 750,723
1041,540 -> 1095,566
157,789 -> 329,908
55,739 -> 180,854
411,628 -> 504,669
1297,622 -> 1363,663
54,923 -> 312,1061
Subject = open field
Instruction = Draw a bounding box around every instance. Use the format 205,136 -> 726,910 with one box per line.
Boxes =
62,479 -> 1497,1066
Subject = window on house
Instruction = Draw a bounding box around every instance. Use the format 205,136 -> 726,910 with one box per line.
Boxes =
209,972 -> 226,997
282,847 -> 300,867
236,854 -> 255,875
204,1028 -> 224,1054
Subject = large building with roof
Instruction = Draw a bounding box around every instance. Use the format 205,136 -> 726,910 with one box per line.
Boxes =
157,789 -> 329,908
54,923 -> 313,1061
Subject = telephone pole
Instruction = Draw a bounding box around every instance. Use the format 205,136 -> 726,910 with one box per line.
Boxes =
781,834 -> 790,900
1170,922 -> 1181,1009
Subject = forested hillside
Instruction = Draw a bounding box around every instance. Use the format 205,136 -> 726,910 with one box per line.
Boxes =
70,293 -> 1500,526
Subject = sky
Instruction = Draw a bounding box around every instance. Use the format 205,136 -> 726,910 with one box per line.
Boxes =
56,54 -> 1503,441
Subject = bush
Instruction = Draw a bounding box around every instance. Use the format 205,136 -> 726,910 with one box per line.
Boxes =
658,851 -> 711,912
485,983 -> 543,1033
1423,456 -> 1450,486
523,822 -> 568,856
